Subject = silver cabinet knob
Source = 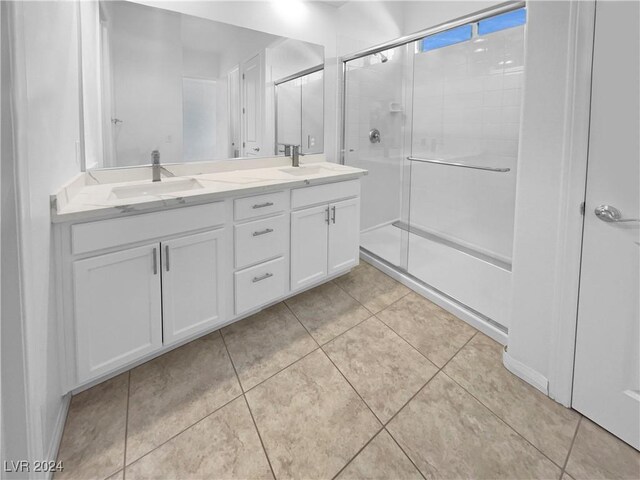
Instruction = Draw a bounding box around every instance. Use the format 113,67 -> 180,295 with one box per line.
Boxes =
594,205 -> 639,223
253,147 -> 260,152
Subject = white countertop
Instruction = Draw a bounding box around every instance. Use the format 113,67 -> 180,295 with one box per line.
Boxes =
51,156 -> 367,223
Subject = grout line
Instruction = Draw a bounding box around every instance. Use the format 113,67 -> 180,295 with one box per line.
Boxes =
332,276 -> 412,316
285,298 -> 431,480
123,392 -> 244,469
318,314 -> 372,348
241,394 -> 278,480
282,302 -> 386,425
285,287 -> 484,480
444,370 -> 567,471
243,345 -> 321,394
383,426 -> 429,480
330,426 -> 385,480
122,372 -> 131,480
560,415 -> 582,479
220,330 -> 278,480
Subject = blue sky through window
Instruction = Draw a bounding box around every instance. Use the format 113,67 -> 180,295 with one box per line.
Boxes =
478,9 -> 527,35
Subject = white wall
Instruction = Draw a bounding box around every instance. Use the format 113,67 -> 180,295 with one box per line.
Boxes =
506,1 -> 594,403
1,2 -> 31,473
7,0 -> 82,467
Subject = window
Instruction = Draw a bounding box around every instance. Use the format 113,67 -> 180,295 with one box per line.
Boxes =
478,8 -> 527,36
419,24 -> 472,53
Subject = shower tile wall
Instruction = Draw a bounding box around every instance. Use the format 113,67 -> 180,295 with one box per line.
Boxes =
410,25 -> 525,263
344,49 -> 408,233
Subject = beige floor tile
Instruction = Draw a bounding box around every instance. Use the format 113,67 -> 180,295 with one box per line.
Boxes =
336,430 -> 423,480
324,317 -> 438,423
126,332 -> 241,464
222,302 -> 317,390
246,349 -> 381,480
285,282 -> 371,344
444,334 -> 580,466
562,473 -> 576,480
55,373 -> 128,480
387,373 -> 561,479
334,262 -> 409,314
126,397 -> 273,480
565,418 -> 640,480
377,292 -> 476,367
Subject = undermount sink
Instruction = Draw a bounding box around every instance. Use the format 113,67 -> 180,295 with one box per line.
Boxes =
109,178 -> 204,200
279,165 -> 325,176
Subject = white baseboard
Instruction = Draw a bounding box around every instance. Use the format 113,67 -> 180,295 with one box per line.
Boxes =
46,393 -> 71,478
503,348 -> 549,395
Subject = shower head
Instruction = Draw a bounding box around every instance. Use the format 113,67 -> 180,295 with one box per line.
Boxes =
375,52 -> 389,63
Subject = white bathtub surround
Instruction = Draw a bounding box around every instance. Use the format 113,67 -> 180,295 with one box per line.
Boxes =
52,158 -> 366,393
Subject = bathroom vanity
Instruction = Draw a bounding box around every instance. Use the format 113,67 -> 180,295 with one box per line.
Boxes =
52,156 -> 366,391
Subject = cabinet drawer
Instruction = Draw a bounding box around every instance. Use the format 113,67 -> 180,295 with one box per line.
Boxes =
235,214 -> 287,269
291,180 -> 360,209
72,202 -> 225,255
235,257 -> 287,315
234,191 -> 287,221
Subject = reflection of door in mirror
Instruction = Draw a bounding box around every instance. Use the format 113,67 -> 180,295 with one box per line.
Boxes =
228,67 -> 241,158
241,53 -> 264,157
301,70 -> 324,154
276,68 -> 323,155
182,78 -> 216,162
276,78 -> 302,151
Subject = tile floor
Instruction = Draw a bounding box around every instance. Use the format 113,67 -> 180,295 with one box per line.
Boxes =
56,262 -> 640,480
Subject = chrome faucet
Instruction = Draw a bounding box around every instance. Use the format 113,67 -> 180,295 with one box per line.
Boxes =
151,150 -> 161,182
277,143 -> 303,167
292,145 -> 302,167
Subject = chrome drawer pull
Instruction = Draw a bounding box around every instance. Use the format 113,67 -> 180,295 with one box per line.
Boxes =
253,202 -> 274,209
253,228 -> 274,237
252,272 -> 273,283
331,206 -> 336,224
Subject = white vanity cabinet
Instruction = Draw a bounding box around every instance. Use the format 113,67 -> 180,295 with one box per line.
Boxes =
73,244 -> 163,382
73,228 -> 225,383
161,229 -> 225,346
290,180 -> 360,291
56,174 -> 364,391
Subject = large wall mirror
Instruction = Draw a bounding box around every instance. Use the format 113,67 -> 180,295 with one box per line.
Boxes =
80,1 -> 324,169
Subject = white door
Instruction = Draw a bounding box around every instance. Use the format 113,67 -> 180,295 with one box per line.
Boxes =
572,1 -> 639,449
74,244 -> 162,382
161,229 -> 225,346
291,204 -> 329,290
328,198 -> 360,275
241,53 -> 263,156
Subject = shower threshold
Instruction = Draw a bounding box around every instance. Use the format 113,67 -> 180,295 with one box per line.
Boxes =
391,220 -> 512,271
360,247 -> 509,342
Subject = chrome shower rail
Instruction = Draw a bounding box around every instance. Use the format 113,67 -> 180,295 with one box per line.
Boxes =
340,0 -> 525,63
407,156 -> 511,173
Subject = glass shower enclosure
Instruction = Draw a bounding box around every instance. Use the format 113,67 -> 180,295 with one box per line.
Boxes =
342,3 -> 526,331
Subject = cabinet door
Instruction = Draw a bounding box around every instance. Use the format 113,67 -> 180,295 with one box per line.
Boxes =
291,204 -> 329,290
162,229 -> 225,346
74,244 -> 162,383
328,198 -> 360,275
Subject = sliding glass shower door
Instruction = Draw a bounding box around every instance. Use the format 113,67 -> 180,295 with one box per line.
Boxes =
343,7 -> 526,330
343,44 -> 412,270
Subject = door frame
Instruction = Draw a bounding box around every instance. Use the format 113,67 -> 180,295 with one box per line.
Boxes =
544,0 -> 597,407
